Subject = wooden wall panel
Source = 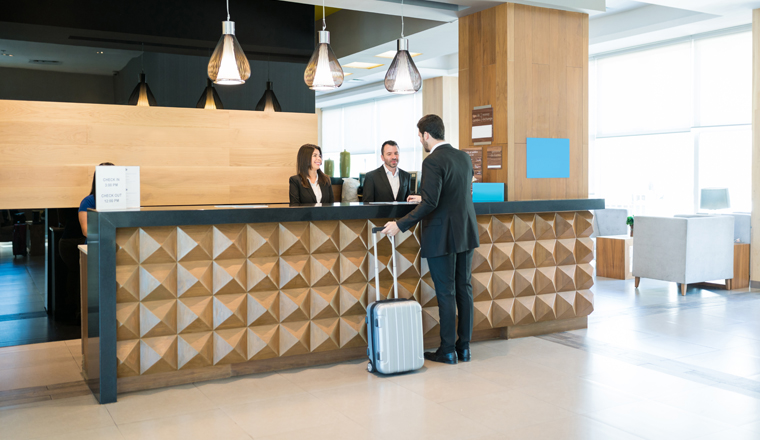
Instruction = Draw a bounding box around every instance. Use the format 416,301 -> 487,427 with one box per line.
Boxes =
0,100 -> 317,209
459,3 -> 588,201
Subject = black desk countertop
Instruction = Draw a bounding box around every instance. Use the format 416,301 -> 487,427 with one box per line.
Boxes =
88,199 -> 605,227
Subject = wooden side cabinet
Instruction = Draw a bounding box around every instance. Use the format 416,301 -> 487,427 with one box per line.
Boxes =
727,243 -> 750,290
596,235 -> 633,280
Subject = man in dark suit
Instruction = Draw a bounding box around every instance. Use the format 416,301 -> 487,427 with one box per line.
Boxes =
381,115 -> 479,365
362,140 -> 413,203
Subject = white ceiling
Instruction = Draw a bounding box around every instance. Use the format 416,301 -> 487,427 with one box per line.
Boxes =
315,0 -> 760,106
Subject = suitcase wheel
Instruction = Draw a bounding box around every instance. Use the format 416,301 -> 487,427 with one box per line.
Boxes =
367,362 -> 374,373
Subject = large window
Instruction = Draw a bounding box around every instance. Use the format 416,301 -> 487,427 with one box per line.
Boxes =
589,29 -> 752,216
320,94 -> 423,177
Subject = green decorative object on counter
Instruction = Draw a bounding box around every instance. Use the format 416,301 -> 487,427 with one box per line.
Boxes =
324,159 -> 334,177
339,150 -> 350,178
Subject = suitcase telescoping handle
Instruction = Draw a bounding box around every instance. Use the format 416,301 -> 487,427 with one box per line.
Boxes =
371,227 -> 399,302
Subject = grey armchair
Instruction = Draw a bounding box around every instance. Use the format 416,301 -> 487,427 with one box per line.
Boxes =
591,209 -> 629,238
632,216 -> 734,295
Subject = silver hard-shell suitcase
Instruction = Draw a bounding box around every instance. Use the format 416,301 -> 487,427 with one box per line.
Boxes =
366,227 -> 424,374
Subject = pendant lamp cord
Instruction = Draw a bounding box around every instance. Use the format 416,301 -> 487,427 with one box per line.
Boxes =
226,0 -> 230,21
401,0 -> 405,38
322,0 -> 326,31
141,42 -> 144,74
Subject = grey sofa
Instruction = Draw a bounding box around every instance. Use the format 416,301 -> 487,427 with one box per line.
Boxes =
591,208 -> 629,238
632,215 -> 734,296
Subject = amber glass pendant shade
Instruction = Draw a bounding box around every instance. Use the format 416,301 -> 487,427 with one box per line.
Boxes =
127,73 -> 157,106
255,81 -> 282,112
304,31 -> 343,91
385,38 -> 421,94
208,21 -> 251,85
196,79 -> 224,109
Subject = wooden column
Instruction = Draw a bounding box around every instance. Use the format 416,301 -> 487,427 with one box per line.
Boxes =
459,3 -> 588,201
752,9 -> 760,285
422,76 -> 459,159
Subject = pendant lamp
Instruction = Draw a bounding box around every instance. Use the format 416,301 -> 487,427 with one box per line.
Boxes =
256,81 -> 282,112
128,72 -> 157,106
304,0 -> 343,91
384,0 -> 421,94
196,79 -> 224,109
208,0 -> 251,85
256,59 -> 282,112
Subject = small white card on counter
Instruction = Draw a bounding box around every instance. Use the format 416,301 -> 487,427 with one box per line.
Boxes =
96,166 -> 141,211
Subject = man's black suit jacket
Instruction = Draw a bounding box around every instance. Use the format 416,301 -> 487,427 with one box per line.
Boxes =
362,165 -> 412,203
288,175 -> 334,204
396,144 -> 479,259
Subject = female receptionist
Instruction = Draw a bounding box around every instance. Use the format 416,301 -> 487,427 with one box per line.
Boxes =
288,144 -> 334,204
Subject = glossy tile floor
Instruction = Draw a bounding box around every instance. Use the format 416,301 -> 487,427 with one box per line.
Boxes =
1,277 -> 760,440
0,243 -> 80,347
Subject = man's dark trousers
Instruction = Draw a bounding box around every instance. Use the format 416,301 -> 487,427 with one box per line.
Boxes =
426,249 -> 474,354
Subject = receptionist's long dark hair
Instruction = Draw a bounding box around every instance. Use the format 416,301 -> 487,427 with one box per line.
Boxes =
89,162 -> 115,197
296,144 -> 329,188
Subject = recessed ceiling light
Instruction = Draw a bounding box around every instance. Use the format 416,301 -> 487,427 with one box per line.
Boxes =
343,62 -> 384,69
96,51 -> 104,54
0,50 -> 12,57
375,50 -> 421,59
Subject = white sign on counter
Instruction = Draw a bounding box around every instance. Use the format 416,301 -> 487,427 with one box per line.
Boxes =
96,166 -> 141,211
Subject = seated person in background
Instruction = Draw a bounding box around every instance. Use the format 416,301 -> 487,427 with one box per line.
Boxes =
288,144 -> 334,204
362,140 -> 413,203
59,161 -> 114,323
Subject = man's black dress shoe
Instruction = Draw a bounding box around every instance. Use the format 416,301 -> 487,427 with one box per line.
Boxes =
456,348 -> 472,362
423,350 -> 457,365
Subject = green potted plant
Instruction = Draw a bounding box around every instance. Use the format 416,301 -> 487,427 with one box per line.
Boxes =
626,216 -> 634,237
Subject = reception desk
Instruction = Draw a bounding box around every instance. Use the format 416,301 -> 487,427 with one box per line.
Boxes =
85,199 -> 604,403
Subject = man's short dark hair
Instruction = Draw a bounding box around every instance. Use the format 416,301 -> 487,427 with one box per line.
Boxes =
381,140 -> 398,155
417,114 -> 445,140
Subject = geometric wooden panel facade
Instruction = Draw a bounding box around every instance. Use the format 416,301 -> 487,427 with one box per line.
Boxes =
115,212 -> 594,376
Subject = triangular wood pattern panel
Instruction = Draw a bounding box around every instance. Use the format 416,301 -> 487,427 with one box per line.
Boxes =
555,238 -> 576,266
177,261 -> 212,298
534,214 -> 556,240
279,222 -> 309,256
472,244 -> 493,273
492,215 -> 514,242
177,225 -> 213,261
246,223 -> 279,258
555,213 -> 576,239
117,265 -> 140,302
116,228 -> 139,265
534,240 -> 556,267
513,214 -> 536,242
310,318 -> 340,353
535,293 -> 557,322
574,237 -> 594,264
212,224 -> 246,260
576,290 -> 594,317
473,301 -> 493,331
178,332 -> 213,370
114,211 -> 596,378
492,298 -> 515,327
492,243 -> 515,271
492,270 -> 515,299
117,339 -> 140,377
472,272 -> 493,302
247,291 -> 279,326
139,227 -> 177,264
140,336 -> 178,375
477,216 -> 493,244
339,315 -> 366,348
247,325 -> 279,360
246,257 -> 279,292
309,221 -> 339,254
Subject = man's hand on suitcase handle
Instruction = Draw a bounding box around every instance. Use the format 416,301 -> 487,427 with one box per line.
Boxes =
381,221 -> 400,236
